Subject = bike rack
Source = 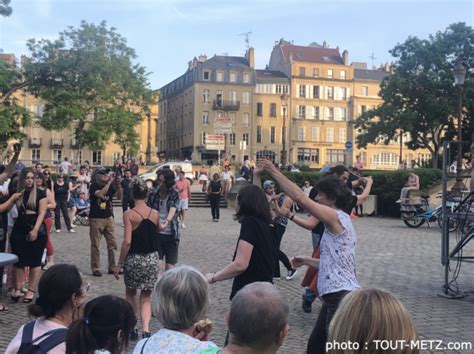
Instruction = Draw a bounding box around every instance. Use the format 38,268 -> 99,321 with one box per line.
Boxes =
440,140 -> 473,298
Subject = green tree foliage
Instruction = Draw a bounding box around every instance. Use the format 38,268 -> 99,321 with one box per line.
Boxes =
355,23 -> 473,168
0,0 -> 12,17
2,20 -> 151,150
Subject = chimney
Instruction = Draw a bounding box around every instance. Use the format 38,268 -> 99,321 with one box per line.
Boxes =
342,50 -> 349,66
198,54 -> 208,63
323,40 -> 328,48
193,57 -> 198,68
246,47 -> 255,68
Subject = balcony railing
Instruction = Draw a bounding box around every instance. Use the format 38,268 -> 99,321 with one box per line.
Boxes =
50,138 -> 64,148
29,138 -> 42,148
212,100 -> 240,111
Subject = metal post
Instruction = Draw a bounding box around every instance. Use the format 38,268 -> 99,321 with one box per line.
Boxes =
282,107 -> 287,165
453,85 -> 464,191
146,112 -> 151,165
399,130 -> 403,165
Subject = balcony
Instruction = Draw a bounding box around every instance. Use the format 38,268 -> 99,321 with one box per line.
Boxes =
29,138 -> 42,148
50,138 -> 64,148
212,100 -> 240,111
70,139 -> 80,149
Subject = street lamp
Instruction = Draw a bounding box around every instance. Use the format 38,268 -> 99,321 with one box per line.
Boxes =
146,112 -> 151,165
280,93 -> 289,165
396,128 -> 403,167
452,63 -> 467,192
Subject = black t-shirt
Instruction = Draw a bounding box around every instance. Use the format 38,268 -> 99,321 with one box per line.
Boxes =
121,178 -> 133,201
230,216 -> 277,299
209,180 -> 221,194
89,182 -> 116,219
54,182 -> 69,202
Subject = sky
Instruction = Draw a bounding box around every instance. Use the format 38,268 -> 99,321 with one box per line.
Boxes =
0,0 -> 472,89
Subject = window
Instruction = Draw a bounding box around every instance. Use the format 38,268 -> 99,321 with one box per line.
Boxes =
256,126 -> 262,143
326,127 -> 334,142
229,112 -> 236,126
311,127 -> 320,142
243,133 -> 249,144
326,149 -> 345,164
72,150 -> 83,164
216,71 -> 224,82
298,105 -> 306,118
229,72 -> 237,82
270,103 -> 277,117
270,126 -> 276,143
229,91 -> 237,103
327,107 -> 334,119
276,84 -> 282,94
372,152 -> 399,166
362,86 -> 369,96
243,72 -> 250,83
257,102 -> 263,117
299,67 -> 305,76
313,106 -> 320,119
230,133 -> 236,145
360,105 -> 367,116
203,71 -> 210,80
297,148 -> 319,163
340,70 -> 346,79
299,85 -> 306,98
243,92 -> 250,105
92,151 -> 102,165
313,85 -> 320,99
341,87 -> 347,100
313,68 -> 319,77
202,89 -> 210,103
202,111 -> 209,125
297,127 -> 306,141
327,86 -> 334,100
338,128 -> 346,143
202,132 -> 207,145
243,113 -> 250,126
52,149 -> 62,164
327,69 -> 333,78
32,149 -> 40,162
340,108 -> 347,121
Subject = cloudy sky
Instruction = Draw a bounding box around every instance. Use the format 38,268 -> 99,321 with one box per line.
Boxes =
1,0 -> 472,89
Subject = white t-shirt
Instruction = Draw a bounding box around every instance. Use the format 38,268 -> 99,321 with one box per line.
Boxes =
302,185 -> 313,197
59,161 -> 72,174
221,171 -> 232,181
318,210 -> 360,297
77,174 -> 91,195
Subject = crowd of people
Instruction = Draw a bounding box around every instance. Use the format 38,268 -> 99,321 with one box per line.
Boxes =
0,142 -> 430,353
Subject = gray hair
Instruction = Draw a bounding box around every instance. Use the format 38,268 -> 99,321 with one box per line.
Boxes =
153,265 -> 209,330
229,282 -> 289,350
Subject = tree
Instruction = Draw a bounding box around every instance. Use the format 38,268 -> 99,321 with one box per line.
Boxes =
0,0 -> 12,17
2,20 -> 151,152
355,22 -> 473,168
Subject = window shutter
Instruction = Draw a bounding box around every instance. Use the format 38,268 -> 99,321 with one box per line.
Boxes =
306,106 -> 313,119
295,105 -> 300,117
334,108 -> 340,121
334,87 -> 339,100
346,87 -> 350,99
321,86 -> 326,99
306,85 -> 311,99
296,84 -> 300,98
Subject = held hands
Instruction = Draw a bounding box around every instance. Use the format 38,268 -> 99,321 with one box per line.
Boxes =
290,256 -> 307,269
256,159 -> 277,174
159,220 -> 169,231
205,273 -> 215,284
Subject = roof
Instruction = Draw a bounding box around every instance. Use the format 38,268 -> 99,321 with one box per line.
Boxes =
201,55 -> 250,70
255,69 -> 289,83
354,68 -> 390,82
280,44 -> 343,65
0,53 -> 16,65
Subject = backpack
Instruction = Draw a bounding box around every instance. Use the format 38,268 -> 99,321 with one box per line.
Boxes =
17,320 -> 67,354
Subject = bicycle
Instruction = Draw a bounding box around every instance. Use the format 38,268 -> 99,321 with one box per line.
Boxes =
400,194 -> 459,229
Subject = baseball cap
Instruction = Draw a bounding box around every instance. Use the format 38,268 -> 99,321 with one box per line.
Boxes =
263,180 -> 275,190
96,167 -> 110,175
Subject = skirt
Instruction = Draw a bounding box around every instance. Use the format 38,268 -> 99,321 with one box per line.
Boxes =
123,251 -> 160,290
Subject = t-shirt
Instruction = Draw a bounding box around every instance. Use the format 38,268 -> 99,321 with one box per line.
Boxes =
230,216 -> 277,299
6,318 -> 67,354
54,182 -> 69,202
121,178 -> 133,201
77,174 -> 91,195
317,210 -> 360,297
75,198 -> 89,209
175,179 -> 190,199
59,161 -> 72,174
209,180 -> 221,194
89,182 -> 116,219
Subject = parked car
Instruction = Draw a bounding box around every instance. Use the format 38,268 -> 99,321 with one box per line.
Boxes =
139,161 -> 193,188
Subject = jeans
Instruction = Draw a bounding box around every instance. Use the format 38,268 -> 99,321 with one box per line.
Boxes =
55,199 -> 71,231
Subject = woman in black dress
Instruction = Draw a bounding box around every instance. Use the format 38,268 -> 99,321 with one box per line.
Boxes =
207,173 -> 222,222
10,168 -> 48,303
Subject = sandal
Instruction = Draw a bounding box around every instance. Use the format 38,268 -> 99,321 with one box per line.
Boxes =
23,289 -> 36,303
0,304 -> 8,311
11,289 -> 22,303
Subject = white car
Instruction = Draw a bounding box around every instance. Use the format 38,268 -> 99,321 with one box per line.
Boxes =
139,161 -> 194,188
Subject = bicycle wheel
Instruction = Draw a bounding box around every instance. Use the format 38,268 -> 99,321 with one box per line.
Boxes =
402,212 -> 425,228
437,214 -> 458,232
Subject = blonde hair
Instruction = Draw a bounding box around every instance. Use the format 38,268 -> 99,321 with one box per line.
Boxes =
328,288 -> 418,354
17,169 -> 37,211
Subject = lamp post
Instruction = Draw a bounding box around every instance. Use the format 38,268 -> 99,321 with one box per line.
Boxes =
146,112 -> 151,165
396,128 -> 403,167
280,93 -> 289,165
452,63 -> 467,192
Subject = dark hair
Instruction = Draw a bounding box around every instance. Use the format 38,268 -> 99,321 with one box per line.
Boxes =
157,169 -> 175,189
34,171 -> 45,187
315,176 -> 353,210
35,163 -> 43,168
0,165 -> 5,174
124,169 -> 131,174
66,295 -> 135,354
234,185 -> 272,223
130,177 -> 148,200
329,165 -> 349,177
309,186 -> 318,201
29,264 -> 82,318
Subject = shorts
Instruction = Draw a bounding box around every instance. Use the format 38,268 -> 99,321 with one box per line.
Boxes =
156,233 -> 179,265
179,198 -> 189,210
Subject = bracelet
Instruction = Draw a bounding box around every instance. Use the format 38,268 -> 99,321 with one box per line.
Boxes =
290,214 -> 295,221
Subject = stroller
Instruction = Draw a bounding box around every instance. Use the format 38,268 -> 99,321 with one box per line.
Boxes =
73,207 -> 90,226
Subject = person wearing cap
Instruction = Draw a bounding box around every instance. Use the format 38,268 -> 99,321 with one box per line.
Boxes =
260,179 -> 297,280
89,167 -> 118,277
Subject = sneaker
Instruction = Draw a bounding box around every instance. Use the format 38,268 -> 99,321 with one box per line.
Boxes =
92,270 -> 102,277
68,229 -> 76,233
302,294 -> 312,313
395,199 -> 402,203
71,223 -> 77,228
286,269 -> 298,280
182,223 -> 187,229
55,229 -> 61,233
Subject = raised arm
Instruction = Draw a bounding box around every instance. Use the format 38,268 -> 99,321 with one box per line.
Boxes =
355,177 -> 373,206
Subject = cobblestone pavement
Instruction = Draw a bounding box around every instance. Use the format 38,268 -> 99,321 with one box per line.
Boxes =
1,206 -> 473,353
